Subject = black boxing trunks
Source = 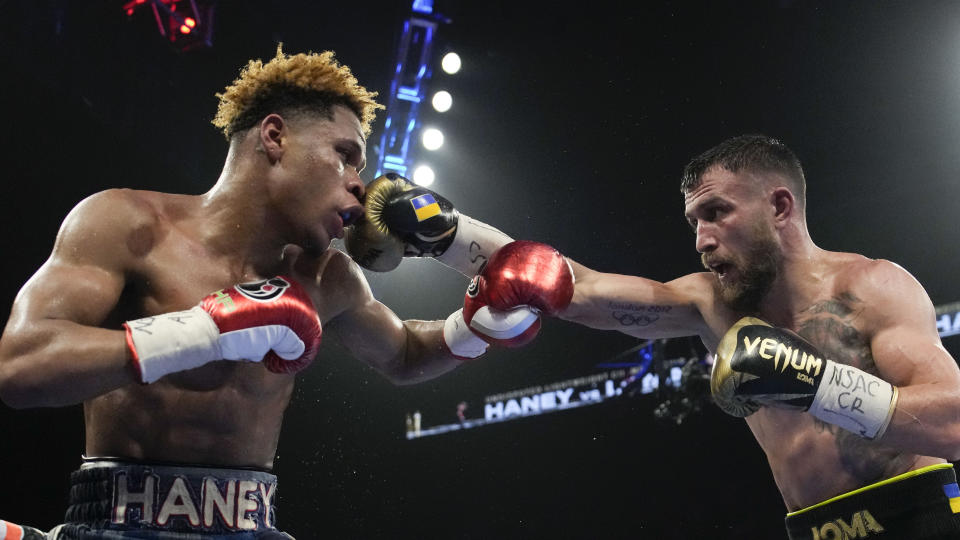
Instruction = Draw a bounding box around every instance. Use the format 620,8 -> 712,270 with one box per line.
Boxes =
50,457 -> 294,539
785,463 -> 960,540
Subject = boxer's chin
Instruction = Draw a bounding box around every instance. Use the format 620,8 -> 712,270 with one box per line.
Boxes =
716,273 -> 769,313
715,237 -> 780,313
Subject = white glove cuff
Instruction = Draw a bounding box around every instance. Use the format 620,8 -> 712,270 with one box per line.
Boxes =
435,214 -> 514,277
443,309 -> 489,359
468,305 -> 539,340
125,306 -> 222,383
808,359 -> 899,440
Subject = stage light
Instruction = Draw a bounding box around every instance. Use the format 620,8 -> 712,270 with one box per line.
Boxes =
180,16 -> 197,33
412,165 -> 436,186
441,52 -> 461,74
431,90 -> 452,112
421,128 -> 444,150
123,0 -> 215,52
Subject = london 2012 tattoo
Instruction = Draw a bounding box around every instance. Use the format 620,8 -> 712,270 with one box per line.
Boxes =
608,302 -> 671,327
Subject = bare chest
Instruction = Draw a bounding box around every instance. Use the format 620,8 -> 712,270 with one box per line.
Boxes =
86,231 -> 303,465
125,236 -> 262,318
739,294 -> 918,507
791,293 -> 876,373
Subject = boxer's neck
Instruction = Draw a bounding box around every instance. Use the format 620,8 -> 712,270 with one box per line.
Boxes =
754,222 -> 824,327
197,143 -> 293,277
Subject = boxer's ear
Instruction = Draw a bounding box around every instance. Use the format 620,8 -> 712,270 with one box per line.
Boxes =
771,187 -> 795,228
258,114 -> 286,163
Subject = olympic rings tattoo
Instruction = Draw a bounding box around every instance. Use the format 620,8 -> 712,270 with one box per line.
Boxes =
611,311 -> 660,327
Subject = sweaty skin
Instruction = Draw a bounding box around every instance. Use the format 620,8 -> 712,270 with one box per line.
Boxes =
724,258 -> 942,509
557,166 -> 960,511
0,106 -> 462,470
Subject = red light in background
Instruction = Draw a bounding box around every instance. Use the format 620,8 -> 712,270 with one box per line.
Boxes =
123,0 -> 216,51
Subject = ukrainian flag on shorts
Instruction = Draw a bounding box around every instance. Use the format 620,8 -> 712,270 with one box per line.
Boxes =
943,481 -> 960,513
411,193 -> 441,222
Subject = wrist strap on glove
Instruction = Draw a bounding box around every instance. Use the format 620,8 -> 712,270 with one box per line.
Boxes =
808,360 -> 899,440
435,214 -> 514,277
443,308 -> 489,360
124,306 -> 221,384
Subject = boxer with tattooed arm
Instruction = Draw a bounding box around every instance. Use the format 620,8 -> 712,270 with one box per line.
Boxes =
373,134 -> 960,539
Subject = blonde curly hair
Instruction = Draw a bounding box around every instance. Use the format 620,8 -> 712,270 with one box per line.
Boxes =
212,44 -> 384,140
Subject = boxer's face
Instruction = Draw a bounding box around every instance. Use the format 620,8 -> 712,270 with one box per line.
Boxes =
684,167 -> 781,312
271,106 -> 366,255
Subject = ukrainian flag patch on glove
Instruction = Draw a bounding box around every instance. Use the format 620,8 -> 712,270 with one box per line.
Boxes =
411,193 -> 441,221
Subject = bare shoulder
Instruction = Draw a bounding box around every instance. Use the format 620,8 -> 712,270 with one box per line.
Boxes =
841,256 -> 926,301
837,254 -> 933,329
65,188 -> 158,225
667,271 -> 735,347
314,248 -> 368,292
9,189 -> 172,327
665,271 -> 717,298
303,248 -> 374,324
664,271 -> 722,318
55,188 -> 164,264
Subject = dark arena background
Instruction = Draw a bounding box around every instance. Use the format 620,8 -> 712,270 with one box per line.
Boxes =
3,1 -> 960,538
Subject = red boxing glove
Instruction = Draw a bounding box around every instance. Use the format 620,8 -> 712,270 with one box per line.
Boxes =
462,241 -> 574,348
201,277 -> 322,374
125,276 -> 322,382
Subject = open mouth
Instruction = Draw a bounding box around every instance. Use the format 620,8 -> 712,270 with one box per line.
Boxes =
709,262 -> 732,279
338,209 -> 362,228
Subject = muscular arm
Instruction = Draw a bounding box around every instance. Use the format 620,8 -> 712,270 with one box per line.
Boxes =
865,261 -> 960,459
320,252 -> 461,385
559,259 -> 712,340
0,190 -> 139,408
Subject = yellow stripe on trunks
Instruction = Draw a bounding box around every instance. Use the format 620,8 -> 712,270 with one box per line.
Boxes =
787,463 -> 956,517
411,194 -> 441,221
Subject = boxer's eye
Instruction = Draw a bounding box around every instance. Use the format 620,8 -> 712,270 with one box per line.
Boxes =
702,204 -> 730,223
335,141 -> 364,170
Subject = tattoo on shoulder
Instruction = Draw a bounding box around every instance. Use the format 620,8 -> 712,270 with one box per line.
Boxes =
797,292 -> 916,483
806,292 -> 858,318
608,302 -> 671,327
797,293 -> 877,374
799,292 -> 909,483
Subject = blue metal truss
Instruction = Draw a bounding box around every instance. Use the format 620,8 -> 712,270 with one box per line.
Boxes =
375,0 -> 448,177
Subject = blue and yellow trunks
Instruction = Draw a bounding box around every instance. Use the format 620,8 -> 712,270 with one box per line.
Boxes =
785,463 -> 960,539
